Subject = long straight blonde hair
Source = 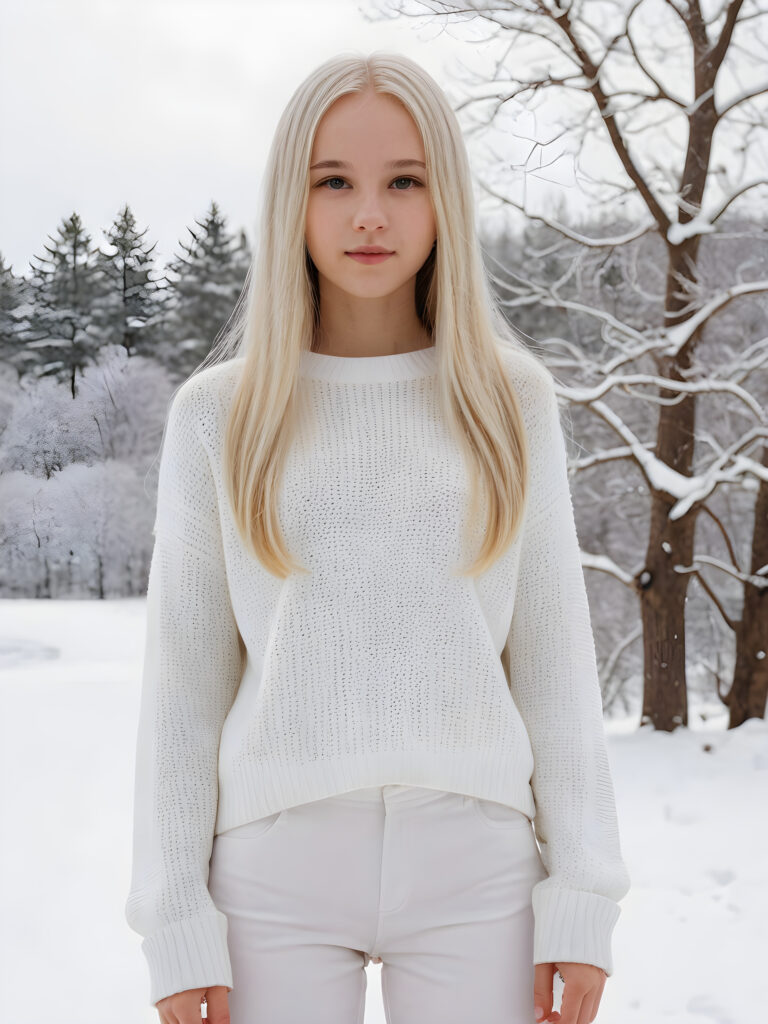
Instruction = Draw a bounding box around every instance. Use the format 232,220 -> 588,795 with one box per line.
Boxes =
194,50 -> 553,579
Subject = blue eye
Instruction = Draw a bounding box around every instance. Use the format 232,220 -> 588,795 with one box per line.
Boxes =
316,176 -> 422,191
392,177 -> 420,190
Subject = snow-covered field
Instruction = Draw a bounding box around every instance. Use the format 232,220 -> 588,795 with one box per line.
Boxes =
1,597 -> 765,1024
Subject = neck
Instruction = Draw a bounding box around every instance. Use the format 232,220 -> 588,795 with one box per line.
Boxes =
312,325 -> 433,358
311,287 -> 432,357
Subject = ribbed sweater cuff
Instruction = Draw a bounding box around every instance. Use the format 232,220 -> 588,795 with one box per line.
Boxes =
141,910 -> 233,1007
531,887 -> 621,977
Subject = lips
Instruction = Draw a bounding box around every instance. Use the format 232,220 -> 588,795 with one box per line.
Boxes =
346,250 -> 395,265
346,247 -> 394,254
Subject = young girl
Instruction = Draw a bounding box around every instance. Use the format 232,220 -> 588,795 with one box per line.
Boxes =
125,50 -> 630,1024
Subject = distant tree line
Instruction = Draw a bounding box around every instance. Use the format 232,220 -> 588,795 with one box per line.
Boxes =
0,199 -> 765,733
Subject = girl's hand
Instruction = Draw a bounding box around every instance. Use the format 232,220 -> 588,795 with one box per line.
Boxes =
157,984 -> 230,1024
534,962 -> 607,1024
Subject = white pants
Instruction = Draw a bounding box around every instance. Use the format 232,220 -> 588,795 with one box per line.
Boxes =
208,784 -> 548,1024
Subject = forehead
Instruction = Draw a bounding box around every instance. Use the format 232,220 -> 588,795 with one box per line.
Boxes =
310,91 -> 425,166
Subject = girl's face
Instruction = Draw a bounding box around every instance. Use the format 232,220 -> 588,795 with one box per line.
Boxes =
305,90 -> 437,301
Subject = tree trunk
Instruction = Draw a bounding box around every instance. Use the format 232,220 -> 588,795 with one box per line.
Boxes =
728,444 -> 768,725
639,341 -> 698,731
639,486 -> 695,731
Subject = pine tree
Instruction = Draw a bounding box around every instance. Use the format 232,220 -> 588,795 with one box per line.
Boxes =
20,213 -> 107,398
94,203 -> 165,359
159,200 -> 250,379
0,252 -> 31,378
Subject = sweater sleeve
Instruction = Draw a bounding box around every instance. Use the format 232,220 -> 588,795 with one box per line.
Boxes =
503,371 -> 631,977
124,380 -> 243,1007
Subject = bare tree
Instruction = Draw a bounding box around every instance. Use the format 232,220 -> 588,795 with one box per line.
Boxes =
364,0 -> 768,729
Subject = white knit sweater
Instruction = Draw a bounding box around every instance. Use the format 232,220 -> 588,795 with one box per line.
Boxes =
125,342 -> 631,1006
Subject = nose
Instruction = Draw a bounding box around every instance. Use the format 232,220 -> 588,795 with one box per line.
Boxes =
351,194 -> 388,233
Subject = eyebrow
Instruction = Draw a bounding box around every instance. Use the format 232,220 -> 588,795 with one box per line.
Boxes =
309,159 -> 426,171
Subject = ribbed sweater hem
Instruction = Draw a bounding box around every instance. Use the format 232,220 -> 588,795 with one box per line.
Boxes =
215,749 -> 537,834
532,887 -> 622,977
141,909 -> 233,1007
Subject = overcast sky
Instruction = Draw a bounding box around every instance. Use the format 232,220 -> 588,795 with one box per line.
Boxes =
0,1 -> 466,275
0,0 -> 592,277
1,0 -> 764,278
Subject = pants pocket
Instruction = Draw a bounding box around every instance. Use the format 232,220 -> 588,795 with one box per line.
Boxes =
217,809 -> 287,840
471,797 -> 532,830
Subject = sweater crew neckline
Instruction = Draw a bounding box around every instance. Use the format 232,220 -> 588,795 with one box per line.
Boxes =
299,344 -> 437,383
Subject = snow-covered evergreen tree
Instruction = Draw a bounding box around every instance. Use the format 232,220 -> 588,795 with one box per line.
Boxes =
0,252 -> 31,378
18,213 -> 108,398
94,204 -> 165,360
157,200 -> 250,380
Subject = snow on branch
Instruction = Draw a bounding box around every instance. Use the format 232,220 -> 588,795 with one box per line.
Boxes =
559,387 -> 767,520
673,555 -> 768,591
716,81 -> 768,120
581,549 -> 636,586
661,279 -> 768,354
558,373 -> 765,421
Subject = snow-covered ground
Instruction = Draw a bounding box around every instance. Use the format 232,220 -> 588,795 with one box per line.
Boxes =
1,597 -> 765,1024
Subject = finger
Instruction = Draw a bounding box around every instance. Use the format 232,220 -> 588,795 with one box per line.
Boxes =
558,980 -> 586,1024
171,991 -> 206,1024
589,971 -> 607,1022
204,986 -> 231,1023
583,989 -> 601,1024
534,962 -> 556,1020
